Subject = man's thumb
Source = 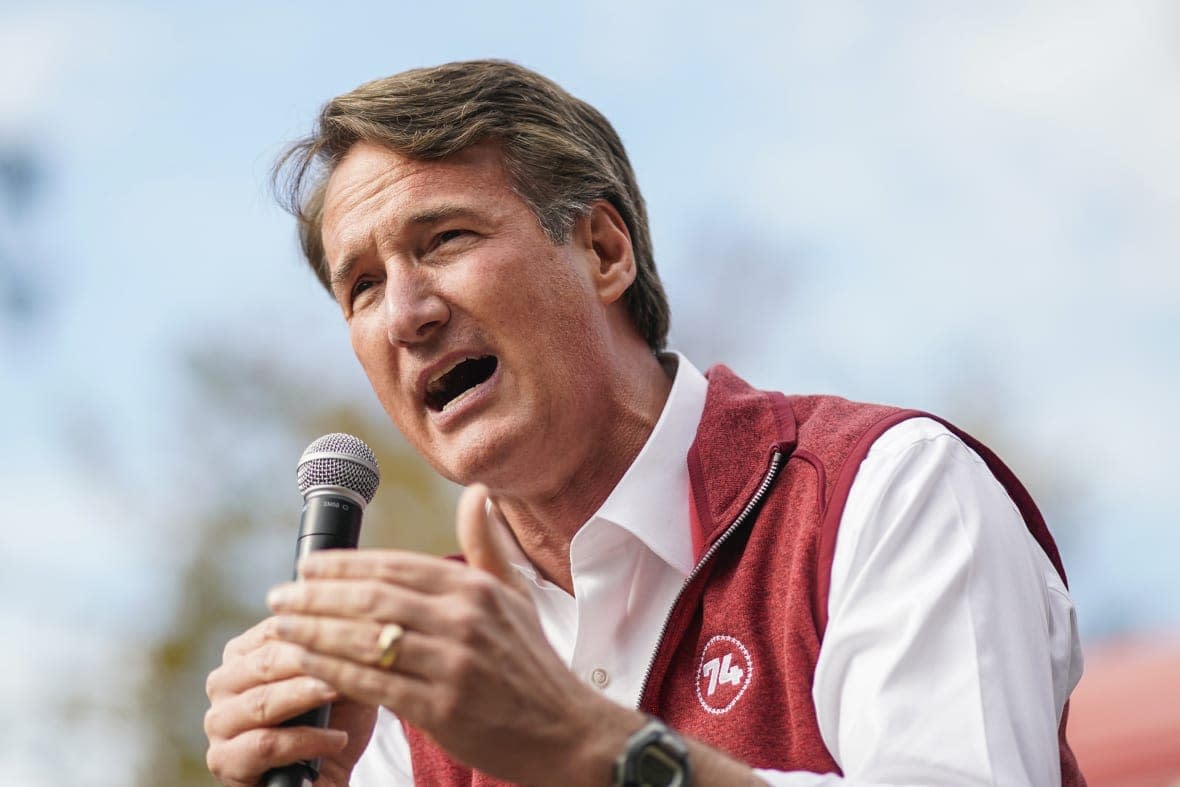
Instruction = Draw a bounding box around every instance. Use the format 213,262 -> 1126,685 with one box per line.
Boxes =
456,484 -> 523,590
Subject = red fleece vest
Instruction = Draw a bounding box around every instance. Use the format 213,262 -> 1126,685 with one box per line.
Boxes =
402,366 -> 1085,785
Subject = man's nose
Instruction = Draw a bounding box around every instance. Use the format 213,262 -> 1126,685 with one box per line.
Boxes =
382,268 -> 449,346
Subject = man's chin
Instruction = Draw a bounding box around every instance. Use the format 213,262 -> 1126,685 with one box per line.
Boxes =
439,425 -> 547,493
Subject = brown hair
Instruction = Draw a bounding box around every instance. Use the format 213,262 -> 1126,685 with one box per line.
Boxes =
273,59 -> 669,350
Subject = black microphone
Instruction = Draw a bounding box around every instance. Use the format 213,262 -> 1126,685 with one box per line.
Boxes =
265,433 -> 381,787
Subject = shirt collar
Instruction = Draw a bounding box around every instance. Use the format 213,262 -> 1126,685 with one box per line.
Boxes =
585,351 -> 707,576
500,352 -> 708,583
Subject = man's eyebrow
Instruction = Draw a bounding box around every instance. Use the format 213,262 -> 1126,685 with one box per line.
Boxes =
407,204 -> 481,225
329,255 -> 360,298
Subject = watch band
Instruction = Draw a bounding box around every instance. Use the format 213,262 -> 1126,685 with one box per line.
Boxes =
612,717 -> 691,787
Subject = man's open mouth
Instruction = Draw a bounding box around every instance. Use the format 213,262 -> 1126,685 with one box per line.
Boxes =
425,355 -> 498,412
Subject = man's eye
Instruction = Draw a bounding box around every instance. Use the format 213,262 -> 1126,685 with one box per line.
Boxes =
351,279 -> 375,302
436,229 -> 466,246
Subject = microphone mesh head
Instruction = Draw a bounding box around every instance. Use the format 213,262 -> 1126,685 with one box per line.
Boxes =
297,433 -> 381,504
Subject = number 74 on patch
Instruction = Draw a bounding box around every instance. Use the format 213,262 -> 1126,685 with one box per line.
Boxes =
701,653 -> 744,696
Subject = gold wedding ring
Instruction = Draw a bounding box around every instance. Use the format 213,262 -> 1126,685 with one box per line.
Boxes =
376,623 -> 405,670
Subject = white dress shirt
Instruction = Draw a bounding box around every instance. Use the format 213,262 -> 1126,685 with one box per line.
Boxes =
352,354 -> 1084,786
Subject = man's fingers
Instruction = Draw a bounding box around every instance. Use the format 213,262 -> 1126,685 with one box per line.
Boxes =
221,617 -> 284,661
456,484 -> 527,593
267,578 -> 439,630
271,614 -> 441,680
204,674 -> 337,739
298,649 -> 437,729
296,548 -> 467,587
206,725 -> 348,786
206,639 -> 307,700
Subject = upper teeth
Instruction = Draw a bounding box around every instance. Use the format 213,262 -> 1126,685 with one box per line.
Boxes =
429,357 -> 476,390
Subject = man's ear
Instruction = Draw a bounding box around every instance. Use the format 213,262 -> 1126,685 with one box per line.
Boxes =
578,200 -> 636,306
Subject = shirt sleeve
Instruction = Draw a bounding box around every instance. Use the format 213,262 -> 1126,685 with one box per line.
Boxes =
349,705 -> 415,786
753,417 -> 1084,786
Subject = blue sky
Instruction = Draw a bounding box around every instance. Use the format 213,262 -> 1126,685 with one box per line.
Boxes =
2,2 -> 1178,782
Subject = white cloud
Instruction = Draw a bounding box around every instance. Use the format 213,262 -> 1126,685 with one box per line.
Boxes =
0,5 -> 167,132
951,2 -> 1180,279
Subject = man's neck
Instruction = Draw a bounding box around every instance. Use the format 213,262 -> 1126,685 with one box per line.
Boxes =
492,351 -> 675,594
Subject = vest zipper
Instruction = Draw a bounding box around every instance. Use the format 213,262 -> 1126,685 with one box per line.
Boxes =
635,450 -> 785,707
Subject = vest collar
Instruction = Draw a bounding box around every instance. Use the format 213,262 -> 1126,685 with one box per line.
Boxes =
687,365 -> 798,555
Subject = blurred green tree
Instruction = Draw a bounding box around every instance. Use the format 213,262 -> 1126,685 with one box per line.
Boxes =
133,344 -> 456,786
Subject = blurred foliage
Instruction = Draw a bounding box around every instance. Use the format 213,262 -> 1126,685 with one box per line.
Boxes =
0,143 -> 42,213
0,143 -> 43,330
133,344 -> 456,786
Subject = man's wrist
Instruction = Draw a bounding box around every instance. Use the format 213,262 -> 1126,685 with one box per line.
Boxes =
612,717 -> 691,787
552,699 -> 647,787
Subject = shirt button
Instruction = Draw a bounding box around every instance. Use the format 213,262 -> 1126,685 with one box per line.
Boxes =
589,667 -> 610,689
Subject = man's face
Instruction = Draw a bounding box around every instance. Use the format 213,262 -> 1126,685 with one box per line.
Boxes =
321,141 -> 618,491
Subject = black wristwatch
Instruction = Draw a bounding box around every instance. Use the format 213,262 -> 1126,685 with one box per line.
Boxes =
612,718 -> 691,787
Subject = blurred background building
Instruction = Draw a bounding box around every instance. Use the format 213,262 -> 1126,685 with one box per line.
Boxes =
1,2 -> 1177,784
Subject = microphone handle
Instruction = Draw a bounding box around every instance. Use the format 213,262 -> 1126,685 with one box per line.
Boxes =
265,493 -> 363,787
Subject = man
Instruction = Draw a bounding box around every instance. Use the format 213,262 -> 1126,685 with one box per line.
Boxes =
204,60 -> 1086,785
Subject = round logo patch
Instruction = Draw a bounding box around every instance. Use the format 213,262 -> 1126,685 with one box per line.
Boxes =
695,634 -> 753,715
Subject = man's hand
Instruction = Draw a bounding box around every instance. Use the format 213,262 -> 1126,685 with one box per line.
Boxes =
265,484 -> 646,785
203,617 -> 378,787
